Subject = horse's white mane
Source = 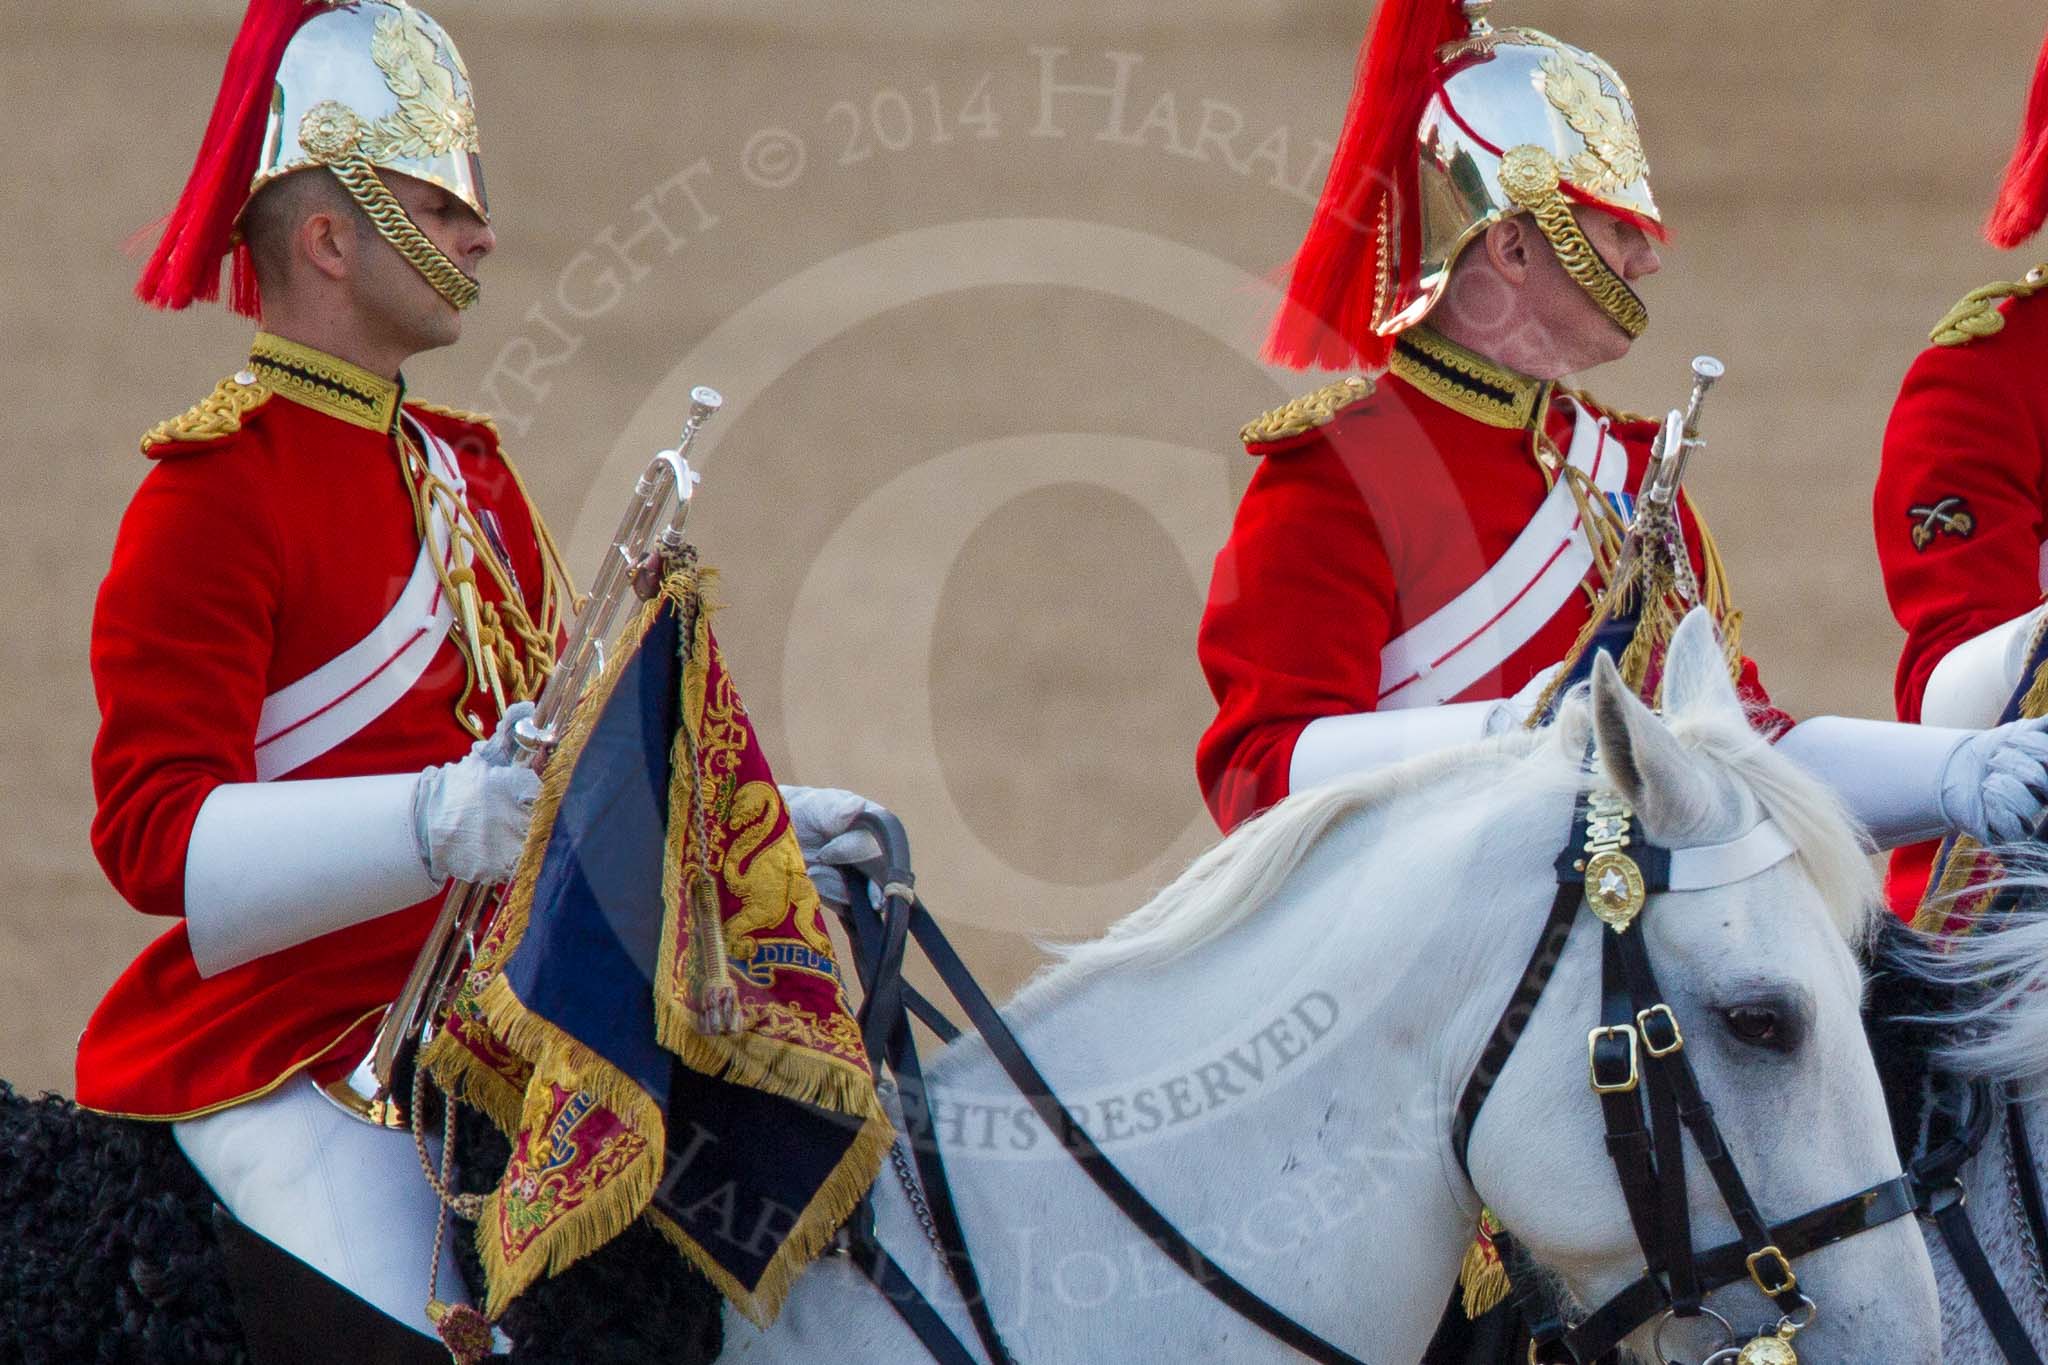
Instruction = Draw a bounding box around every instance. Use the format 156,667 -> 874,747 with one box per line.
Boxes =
1911,852 -> 2048,1091
1020,690 -> 1877,1010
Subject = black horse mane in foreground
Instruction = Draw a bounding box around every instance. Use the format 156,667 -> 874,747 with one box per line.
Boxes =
0,1082 -> 721,1363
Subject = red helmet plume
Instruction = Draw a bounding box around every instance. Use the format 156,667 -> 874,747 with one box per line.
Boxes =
1988,30 -> 2048,250
1266,0 -> 1466,371
135,0 -> 322,316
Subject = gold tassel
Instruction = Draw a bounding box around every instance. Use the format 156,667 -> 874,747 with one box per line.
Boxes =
1459,1227 -> 1512,1319
427,1299 -> 496,1365
1619,563 -> 1683,703
686,867 -> 740,1036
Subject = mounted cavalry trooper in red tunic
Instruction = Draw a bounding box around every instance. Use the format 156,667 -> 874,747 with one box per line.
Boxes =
1197,1 -> 2048,1353
1874,26 -> 2048,920
1198,0 -> 2048,850
77,1 -> 873,1355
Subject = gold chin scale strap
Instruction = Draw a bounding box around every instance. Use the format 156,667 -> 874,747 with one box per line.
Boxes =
1497,144 -> 1649,341
325,157 -> 480,311
296,99 -> 480,311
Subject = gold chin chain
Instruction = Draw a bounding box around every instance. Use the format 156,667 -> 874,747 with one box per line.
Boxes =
397,426 -> 569,737
1497,145 -> 1649,340
324,156 -> 481,311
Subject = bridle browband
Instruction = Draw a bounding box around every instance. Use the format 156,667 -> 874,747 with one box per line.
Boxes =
1452,775 -> 1919,1364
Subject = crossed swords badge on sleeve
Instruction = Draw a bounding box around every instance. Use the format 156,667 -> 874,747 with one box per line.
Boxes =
1909,497 -> 1975,550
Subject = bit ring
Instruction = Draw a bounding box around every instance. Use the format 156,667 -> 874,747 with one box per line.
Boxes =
1653,1305 -> 1736,1365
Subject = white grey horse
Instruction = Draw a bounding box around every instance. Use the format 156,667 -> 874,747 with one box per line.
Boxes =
721,612 -> 1940,1362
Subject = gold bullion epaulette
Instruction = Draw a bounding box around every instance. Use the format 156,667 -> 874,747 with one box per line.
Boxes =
1239,375 -> 1376,447
1931,264 -> 2048,348
139,371 -> 274,454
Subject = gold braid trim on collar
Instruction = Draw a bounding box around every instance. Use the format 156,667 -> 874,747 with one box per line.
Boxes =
1389,327 -> 1549,429
248,333 -> 402,432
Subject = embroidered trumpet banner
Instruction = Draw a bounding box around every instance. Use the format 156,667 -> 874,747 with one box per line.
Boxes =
425,567 -> 890,1324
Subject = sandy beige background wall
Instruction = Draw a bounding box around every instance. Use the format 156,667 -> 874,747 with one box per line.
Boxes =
2,1 -> 2038,1095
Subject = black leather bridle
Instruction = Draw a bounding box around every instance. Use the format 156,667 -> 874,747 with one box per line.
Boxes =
1452,783 -> 1920,1363
828,783 -> 1921,1365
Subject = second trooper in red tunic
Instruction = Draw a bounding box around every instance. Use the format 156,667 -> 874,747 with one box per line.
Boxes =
1198,0 -> 2048,887
1874,26 -> 2048,917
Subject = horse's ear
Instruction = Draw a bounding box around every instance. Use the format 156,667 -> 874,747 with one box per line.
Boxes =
1658,607 -> 1745,725
1591,650 -> 1731,842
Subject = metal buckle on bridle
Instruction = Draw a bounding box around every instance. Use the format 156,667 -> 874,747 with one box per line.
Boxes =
1636,1002 -> 1684,1057
1589,1023 -> 1641,1094
1744,1244 -> 1797,1297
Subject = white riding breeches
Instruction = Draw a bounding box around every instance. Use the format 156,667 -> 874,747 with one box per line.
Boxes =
173,1077 -> 473,1342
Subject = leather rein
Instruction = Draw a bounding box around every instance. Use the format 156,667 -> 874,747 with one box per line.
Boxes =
1873,899 -> 2048,1365
829,782 -> 1919,1365
1907,1072 -> 2048,1365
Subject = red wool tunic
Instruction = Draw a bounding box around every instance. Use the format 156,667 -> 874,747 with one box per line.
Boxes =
79,346 -> 551,1119
1197,337 -> 1777,833
1874,289 -> 2048,917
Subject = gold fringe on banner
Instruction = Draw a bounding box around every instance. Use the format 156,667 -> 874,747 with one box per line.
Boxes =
425,564 -> 891,1326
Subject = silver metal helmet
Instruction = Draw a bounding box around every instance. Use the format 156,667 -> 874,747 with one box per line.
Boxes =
247,0 -> 485,309
1383,24 -> 1659,339
255,0 -> 485,219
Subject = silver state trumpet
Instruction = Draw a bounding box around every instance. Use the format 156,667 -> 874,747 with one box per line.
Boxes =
332,385 -> 725,1125
1615,355 -> 1724,604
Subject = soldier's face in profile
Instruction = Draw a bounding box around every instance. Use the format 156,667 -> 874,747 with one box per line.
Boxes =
1496,208 -> 1660,378
353,171 -> 494,353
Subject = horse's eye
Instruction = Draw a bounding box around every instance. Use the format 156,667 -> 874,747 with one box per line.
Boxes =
1724,1006 -> 1780,1045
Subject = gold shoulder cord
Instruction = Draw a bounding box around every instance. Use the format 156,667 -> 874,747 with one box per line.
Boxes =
140,374 -> 274,451
1524,447 -> 1746,724
396,423 -> 572,736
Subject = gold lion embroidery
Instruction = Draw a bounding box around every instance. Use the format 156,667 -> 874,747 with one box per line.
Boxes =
717,781 -> 837,964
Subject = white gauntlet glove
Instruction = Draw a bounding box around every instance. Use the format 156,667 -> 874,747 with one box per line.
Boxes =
1486,663 -> 1565,736
183,704 -> 542,978
1923,605 -> 2047,728
1288,664 -> 1564,794
1780,713 -> 2048,849
1941,717 -> 2048,845
412,702 -> 542,885
780,784 -> 886,909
